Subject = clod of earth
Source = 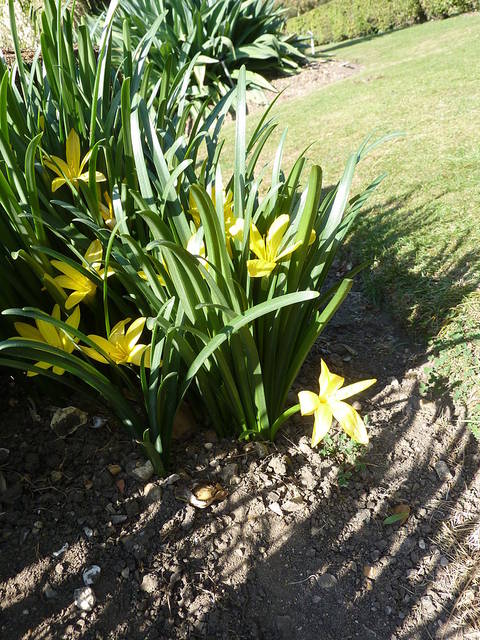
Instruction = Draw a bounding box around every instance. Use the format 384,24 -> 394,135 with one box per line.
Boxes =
130,460 -> 154,482
50,406 -> 88,437
434,460 -> 452,482
316,573 -> 337,589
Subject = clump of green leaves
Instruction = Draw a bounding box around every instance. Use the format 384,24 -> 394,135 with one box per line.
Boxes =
0,0 -> 387,474
89,0 -> 309,108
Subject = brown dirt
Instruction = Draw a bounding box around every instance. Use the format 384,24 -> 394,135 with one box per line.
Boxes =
1,267 -> 478,640
245,59 -> 361,115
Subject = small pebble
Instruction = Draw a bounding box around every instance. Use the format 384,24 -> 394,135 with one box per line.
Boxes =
52,543 -> 68,558
268,502 -> 283,517
363,565 -> 379,580
74,587 -> 96,612
83,565 -> 101,586
90,416 -> 107,429
140,573 -> 159,594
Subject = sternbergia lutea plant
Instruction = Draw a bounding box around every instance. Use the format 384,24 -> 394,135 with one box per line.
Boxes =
0,0 -> 389,473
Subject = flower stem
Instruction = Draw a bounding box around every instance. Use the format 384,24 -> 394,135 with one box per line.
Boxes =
270,403 -> 301,440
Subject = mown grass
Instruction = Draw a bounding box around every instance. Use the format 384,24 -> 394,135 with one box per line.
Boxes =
221,12 -> 480,428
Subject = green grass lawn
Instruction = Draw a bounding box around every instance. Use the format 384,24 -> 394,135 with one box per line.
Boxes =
221,12 -> 480,431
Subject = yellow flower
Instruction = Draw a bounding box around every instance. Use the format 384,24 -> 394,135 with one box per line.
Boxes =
189,190 -> 202,228
52,239 -> 111,310
99,191 -> 115,229
298,359 -> 376,447
82,317 -> 150,367
138,269 -> 166,287
13,305 -> 80,377
44,129 -> 106,192
189,188 -> 243,256
186,230 -> 208,269
247,214 -> 302,278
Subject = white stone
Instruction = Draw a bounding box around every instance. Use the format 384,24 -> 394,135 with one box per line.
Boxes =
74,587 -> 96,611
83,565 -> 101,586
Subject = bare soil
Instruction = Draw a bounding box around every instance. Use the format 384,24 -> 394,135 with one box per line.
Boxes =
245,59 -> 361,114
1,269 -> 478,640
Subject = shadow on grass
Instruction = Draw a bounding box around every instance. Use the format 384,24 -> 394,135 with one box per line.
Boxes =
0,284 -> 478,639
350,189 -> 480,343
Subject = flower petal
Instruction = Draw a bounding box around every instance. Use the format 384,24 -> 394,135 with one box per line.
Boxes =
319,359 -> 344,398
276,240 -> 302,262
330,400 -> 369,445
53,275 -> 76,290
87,334 -> 117,358
66,129 -> 81,175
249,222 -> 265,260
335,378 -> 376,401
126,317 -> 146,350
14,322 -> 42,341
228,218 -> 244,240
298,390 -> 321,416
27,360 -> 52,377
266,214 -> 289,259
189,191 -> 201,227
66,305 -> 81,330
186,231 -> 206,260
247,259 -> 277,278
85,239 -> 102,266
65,290 -> 87,310
51,259 -> 85,281
110,319 -> 130,341
127,344 -> 150,367
311,403 -> 333,447
78,171 -> 106,184
51,177 -> 66,192
81,346 -> 109,364
36,317 -> 61,349
44,156 -> 71,178
52,365 -> 65,376
79,149 -> 93,174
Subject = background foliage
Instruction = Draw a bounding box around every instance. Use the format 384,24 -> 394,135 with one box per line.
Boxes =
89,0 -> 308,108
286,0 -> 479,44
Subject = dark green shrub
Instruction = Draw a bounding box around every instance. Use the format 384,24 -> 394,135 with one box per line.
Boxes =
419,0 -> 478,18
